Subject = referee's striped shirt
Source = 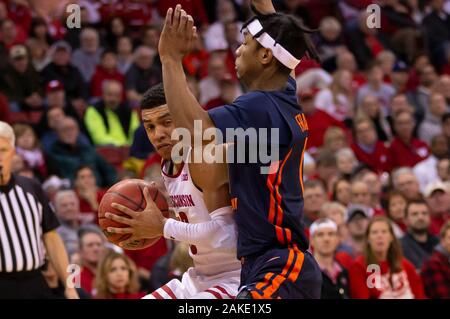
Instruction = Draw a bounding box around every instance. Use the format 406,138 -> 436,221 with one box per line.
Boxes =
0,175 -> 59,273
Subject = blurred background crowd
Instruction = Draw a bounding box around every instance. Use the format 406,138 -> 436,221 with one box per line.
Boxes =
0,0 -> 449,299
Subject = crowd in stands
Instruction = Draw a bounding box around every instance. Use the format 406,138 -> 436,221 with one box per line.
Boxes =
1,0 -> 449,299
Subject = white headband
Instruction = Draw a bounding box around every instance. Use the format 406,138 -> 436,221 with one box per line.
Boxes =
310,219 -> 338,237
245,19 -> 301,70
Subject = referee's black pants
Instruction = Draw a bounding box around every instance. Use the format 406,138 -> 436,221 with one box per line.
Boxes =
0,270 -> 54,299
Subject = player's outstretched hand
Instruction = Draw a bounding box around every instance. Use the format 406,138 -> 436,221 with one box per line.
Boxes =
105,186 -> 168,245
159,4 -> 198,62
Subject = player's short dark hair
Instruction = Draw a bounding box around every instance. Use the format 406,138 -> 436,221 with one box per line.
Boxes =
242,9 -> 319,75
141,83 -> 166,110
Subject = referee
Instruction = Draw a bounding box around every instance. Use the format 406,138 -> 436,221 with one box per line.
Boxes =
0,121 -> 78,299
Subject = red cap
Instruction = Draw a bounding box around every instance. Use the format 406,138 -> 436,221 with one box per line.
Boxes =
46,80 -> 64,93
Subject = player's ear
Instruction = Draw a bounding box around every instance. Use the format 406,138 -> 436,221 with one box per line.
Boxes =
257,47 -> 274,66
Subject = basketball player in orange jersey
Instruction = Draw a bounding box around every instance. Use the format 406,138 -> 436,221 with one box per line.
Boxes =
105,83 -> 241,299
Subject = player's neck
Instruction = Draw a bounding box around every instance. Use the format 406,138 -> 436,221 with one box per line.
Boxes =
248,70 -> 287,92
173,162 -> 183,175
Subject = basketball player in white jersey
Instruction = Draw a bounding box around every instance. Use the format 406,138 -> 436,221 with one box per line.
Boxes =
105,83 -> 241,299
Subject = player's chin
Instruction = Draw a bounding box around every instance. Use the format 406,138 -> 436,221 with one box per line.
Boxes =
158,148 -> 173,161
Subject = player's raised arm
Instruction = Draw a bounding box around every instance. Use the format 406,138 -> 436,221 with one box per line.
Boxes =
159,5 -> 214,139
251,0 -> 276,14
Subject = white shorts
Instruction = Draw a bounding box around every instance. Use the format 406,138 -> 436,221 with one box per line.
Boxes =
143,267 -> 240,299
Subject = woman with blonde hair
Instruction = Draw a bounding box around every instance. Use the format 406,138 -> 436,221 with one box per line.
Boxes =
348,216 -> 425,299
314,69 -> 355,122
323,126 -> 349,153
94,250 -> 145,299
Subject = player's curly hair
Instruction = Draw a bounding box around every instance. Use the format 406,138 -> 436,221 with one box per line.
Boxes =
141,83 -> 166,110
242,7 -> 320,74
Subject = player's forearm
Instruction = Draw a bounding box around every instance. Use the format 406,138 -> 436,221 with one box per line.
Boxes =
252,0 -> 276,14
164,207 -> 236,249
161,58 -> 215,136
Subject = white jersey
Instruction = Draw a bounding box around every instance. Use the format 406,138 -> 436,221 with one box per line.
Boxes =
161,157 -> 241,278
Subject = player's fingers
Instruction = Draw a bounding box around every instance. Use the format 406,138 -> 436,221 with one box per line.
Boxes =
164,7 -> 173,29
192,26 -> 198,41
111,203 -> 138,218
143,186 -> 159,211
178,9 -> 188,32
106,226 -> 134,234
119,237 -> 141,249
186,15 -> 194,37
172,4 -> 182,30
105,212 -> 135,226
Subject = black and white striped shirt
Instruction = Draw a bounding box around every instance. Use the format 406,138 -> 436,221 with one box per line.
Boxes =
0,175 -> 59,273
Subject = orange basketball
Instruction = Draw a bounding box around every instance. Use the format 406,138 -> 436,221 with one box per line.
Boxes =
98,179 -> 169,250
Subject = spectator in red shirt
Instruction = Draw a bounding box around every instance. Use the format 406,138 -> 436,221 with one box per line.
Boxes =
392,167 -> 422,201
349,216 -> 426,299
336,50 -> 366,89
354,170 -> 386,216
79,225 -> 107,297
351,116 -> 390,174
301,89 -> 345,155
94,249 -> 145,299
0,18 -> 26,49
388,110 -> 430,169
421,220 -> 450,299
182,35 -> 210,79
424,182 -> 450,237
386,191 -> 408,238
74,165 -> 106,224
156,0 -> 208,27
90,50 -> 125,101
124,238 -> 168,292
1,0 -> 32,34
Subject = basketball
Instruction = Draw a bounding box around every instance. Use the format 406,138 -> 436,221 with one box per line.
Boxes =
98,179 -> 169,250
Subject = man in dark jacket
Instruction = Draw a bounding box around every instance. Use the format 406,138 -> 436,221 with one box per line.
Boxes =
0,45 -> 43,111
422,0 -> 450,68
311,218 -> 350,299
401,199 -> 439,272
46,116 -> 117,187
41,41 -> 88,114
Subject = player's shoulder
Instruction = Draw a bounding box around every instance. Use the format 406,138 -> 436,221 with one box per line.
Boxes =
234,90 -> 272,107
